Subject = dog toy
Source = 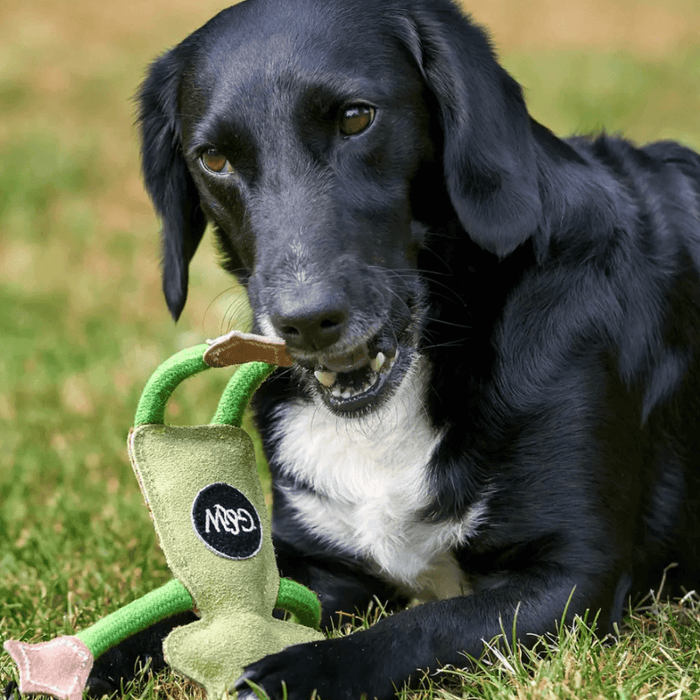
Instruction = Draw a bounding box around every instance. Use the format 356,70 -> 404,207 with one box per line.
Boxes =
4,332 -> 323,700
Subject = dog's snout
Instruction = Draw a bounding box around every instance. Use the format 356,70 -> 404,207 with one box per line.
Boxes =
270,287 -> 350,352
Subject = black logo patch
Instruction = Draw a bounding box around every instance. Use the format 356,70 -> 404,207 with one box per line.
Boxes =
191,482 -> 263,560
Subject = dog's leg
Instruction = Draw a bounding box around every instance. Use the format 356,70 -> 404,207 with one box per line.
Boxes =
273,538 -> 408,631
235,568 -> 613,700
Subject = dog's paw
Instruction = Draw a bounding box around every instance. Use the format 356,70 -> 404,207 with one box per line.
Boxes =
85,675 -> 119,699
86,648 -> 164,697
234,636 -> 398,700
3,680 -> 20,700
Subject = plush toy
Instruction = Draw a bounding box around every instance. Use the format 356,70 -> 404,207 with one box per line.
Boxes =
4,332 -> 324,700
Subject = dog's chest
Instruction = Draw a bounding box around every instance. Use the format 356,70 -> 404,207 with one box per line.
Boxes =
271,361 -> 483,600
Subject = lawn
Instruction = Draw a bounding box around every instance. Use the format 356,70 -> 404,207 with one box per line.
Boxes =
1,0 -> 699,698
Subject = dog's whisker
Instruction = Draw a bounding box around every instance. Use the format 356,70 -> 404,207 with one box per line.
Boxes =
423,317 -> 471,330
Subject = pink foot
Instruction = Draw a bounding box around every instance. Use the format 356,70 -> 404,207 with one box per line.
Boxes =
4,637 -> 94,700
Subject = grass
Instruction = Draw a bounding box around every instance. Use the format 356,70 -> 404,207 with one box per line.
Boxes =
1,0 -> 699,698
406,593 -> 700,700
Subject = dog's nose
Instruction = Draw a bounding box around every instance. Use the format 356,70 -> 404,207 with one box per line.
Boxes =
270,288 -> 349,352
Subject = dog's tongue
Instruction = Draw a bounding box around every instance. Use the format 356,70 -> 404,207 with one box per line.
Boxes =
204,330 -> 294,367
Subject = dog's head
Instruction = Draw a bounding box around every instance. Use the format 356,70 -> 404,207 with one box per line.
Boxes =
138,0 -> 543,415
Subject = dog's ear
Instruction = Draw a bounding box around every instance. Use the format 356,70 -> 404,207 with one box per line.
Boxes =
396,2 -> 541,257
138,47 -> 207,321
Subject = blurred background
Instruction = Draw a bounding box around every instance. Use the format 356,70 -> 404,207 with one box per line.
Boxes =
0,0 -> 699,677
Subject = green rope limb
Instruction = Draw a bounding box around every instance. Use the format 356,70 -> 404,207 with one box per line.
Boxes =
277,578 -> 322,630
76,579 -> 193,658
212,362 -> 276,427
73,577 -> 320,660
134,344 -> 210,426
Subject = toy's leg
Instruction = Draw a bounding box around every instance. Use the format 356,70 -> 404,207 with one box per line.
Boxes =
4,581 -> 195,700
3,611 -> 199,700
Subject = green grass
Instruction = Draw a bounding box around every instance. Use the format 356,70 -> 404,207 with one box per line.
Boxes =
402,594 -> 700,699
504,47 -> 700,148
1,0 -> 700,698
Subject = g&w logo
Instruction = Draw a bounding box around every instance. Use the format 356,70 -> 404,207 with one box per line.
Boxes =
205,503 -> 256,535
191,482 -> 263,560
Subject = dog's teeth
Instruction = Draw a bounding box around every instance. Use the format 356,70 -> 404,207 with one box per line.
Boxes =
370,352 -> 386,373
321,349 -> 396,402
314,369 -> 337,387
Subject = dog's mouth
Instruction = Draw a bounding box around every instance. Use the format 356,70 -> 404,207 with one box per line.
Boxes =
301,340 -> 409,415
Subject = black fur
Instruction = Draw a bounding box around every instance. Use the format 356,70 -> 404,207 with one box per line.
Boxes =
97,0 -> 700,698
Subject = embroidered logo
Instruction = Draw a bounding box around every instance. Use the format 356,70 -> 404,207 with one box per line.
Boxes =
191,482 -> 263,560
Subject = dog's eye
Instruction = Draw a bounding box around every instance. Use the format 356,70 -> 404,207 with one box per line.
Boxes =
339,104 -> 375,136
201,148 -> 234,174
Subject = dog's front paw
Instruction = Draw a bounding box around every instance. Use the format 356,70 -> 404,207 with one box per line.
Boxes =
234,635 -> 397,700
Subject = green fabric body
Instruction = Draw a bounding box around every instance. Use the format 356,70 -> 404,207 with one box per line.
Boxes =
128,422 -> 323,699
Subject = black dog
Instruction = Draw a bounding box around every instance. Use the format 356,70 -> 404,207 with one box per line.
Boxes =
94,0 -> 700,698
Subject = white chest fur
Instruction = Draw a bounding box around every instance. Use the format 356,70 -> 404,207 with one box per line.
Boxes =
272,356 -> 487,601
